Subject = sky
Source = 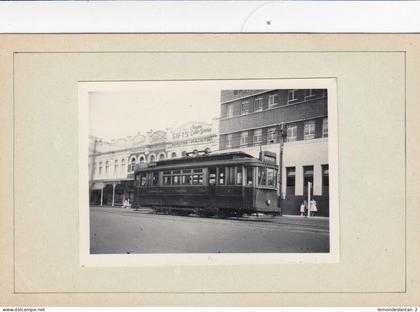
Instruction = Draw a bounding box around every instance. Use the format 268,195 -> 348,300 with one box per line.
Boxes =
89,86 -> 221,141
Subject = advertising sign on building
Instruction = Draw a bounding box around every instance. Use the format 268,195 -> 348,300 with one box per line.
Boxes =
171,122 -> 213,140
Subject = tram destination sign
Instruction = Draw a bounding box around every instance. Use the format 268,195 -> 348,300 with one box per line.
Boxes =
259,151 -> 277,165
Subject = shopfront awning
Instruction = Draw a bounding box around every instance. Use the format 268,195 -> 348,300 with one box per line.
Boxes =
90,182 -> 105,190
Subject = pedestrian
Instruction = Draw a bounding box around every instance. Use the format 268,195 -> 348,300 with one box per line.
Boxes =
309,199 -> 317,216
123,199 -> 128,208
300,200 -> 307,217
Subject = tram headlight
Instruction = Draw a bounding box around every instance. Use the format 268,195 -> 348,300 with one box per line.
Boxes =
266,199 -> 271,206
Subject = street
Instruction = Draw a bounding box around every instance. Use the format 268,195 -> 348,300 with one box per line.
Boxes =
90,206 -> 330,254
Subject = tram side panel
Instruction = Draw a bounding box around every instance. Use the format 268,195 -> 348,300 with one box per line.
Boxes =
160,186 -> 208,208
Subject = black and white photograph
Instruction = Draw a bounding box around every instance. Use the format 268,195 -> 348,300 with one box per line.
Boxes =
80,79 -> 338,260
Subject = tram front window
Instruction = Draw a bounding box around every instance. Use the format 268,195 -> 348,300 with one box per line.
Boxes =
267,168 -> 275,187
258,167 -> 267,186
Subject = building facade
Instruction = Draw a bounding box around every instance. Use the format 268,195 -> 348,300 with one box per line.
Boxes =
88,120 -> 219,207
219,89 -> 329,216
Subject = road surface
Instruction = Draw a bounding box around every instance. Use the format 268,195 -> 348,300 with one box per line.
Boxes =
90,206 -> 329,254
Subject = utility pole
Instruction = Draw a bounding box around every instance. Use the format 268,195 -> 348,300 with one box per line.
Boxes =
277,123 -> 287,215
307,181 -> 312,218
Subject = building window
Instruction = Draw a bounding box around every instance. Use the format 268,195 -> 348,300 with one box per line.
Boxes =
149,155 -> 155,163
121,159 -> 125,174
159,153 -> 165,160
286,167 -> 296,195
268,94 -> 277,107
114,160 -> 118,173
240,131 -> 248,146
98,162 -> 102,175
288,90 -> 297,103
322,118 -> 328,138
287,124 -> 297,142
254,97 -> 263,112
171,152 -> 177,158
267,127 -> 277,143
240,101 -> 249,115
105,161 -> 109,174
322,164 -> 329,187
130,157 -> 136,172
305,89 -> 314,99
304,120 -> 316,140
226,134 -> 233,148
226,104 -> 234,118
139,156 -> 145,163
253,129 -> 262,145
303,165 -> 314,190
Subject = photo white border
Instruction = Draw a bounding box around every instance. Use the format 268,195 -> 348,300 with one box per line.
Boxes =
79,78 -> 339,267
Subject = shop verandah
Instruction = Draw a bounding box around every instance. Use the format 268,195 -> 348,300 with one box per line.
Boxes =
89,180 -> 134,206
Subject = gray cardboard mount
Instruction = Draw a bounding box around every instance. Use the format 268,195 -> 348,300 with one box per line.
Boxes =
0,34 -> 419,306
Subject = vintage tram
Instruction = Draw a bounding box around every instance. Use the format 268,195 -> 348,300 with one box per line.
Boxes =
132,150 -> 279,217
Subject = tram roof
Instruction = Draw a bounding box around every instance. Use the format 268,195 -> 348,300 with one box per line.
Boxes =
169,151 -> 253,163
134,151 -> 278,172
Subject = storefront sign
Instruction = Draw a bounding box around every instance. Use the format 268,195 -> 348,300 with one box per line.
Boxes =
171,122 -> 213,140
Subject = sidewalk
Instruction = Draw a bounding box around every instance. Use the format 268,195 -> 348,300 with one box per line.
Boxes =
278,214 -> 329,227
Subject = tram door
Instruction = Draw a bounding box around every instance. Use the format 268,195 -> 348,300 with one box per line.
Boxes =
208,167 -> 217,208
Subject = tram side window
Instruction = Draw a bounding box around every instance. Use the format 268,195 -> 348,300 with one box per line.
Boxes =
236,166 -> 243,185
258,167 -> 267,186
226,167 -> 235,185
173,175 -> 181,185
182,174 -> 192,185
140,172 -> 147,187
135,174 -> 140,187
152,172 -> 159,186
182,170 -> 192,185
192,168 -> 203,185
163,171 -> 172,185
218,168 -> 225,185
246,167 -> 253,185
267,168 -> 275,187
173,170 -> 181,185
208,168 -> 216,185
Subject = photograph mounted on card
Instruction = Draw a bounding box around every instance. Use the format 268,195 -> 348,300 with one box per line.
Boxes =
79,78 -> 339,267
